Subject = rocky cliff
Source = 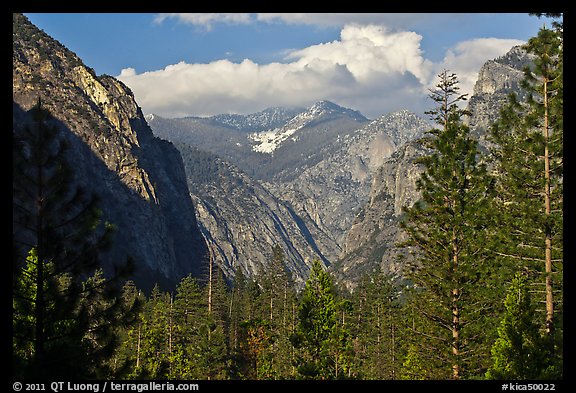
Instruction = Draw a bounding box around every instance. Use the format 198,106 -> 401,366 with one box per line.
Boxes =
12,13 -> 208,291
269,109 -> 430,262
177,144 -> 326,286
332,140 -> 428,287
332,45 -> 534,288
465,45 -> 533,141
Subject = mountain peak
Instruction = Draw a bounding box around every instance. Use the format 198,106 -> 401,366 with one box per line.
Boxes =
249,101 -> 369,154
310,100 -> 339,110
307,100 -> 368,122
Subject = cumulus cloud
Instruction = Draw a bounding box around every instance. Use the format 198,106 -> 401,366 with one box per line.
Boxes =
287,25 -> 433,85
117,24 -> 523,119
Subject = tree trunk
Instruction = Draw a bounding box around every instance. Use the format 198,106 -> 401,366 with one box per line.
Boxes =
452,287 -> 460,379
168,296 -> 173,378
390,314 -> 396,380
452,228 -> 460,380
136,322 -> 141,369
542,76 -> 554,335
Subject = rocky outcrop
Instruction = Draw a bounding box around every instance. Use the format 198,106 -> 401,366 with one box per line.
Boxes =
13,13 -> 208,291
331,45 -> 534,289
333,140 -> 428,288
465,45 -> 533,140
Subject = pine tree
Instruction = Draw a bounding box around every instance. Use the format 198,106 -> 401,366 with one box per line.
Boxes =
291,260 -> 349,379
399,71 -> 497,379
327,296 -> 354,379
486,274 -> 554,379
228,268 -> 255,378
400,343 -> 431,380
257,245 -> 297,379
261,245 -> 289,325
171,275 -> 206,379
133,285 -> 171,379
202,268 -> 230,379
12,100 -> 134,378
107,281 -> 145,378
79,269 -> 140,378
488,26 -> 563,346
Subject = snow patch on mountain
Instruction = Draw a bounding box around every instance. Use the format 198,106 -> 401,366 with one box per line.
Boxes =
250,126 -> 301,154
249,100 -> 368,154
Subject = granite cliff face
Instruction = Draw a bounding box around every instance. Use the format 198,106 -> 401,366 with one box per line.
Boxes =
465,45 -> 533,141
332,45 -> 534,288
13,13 -> 208,291
333,140 -> 428,286
268,109 -> 430,262
176,144 -> 327,286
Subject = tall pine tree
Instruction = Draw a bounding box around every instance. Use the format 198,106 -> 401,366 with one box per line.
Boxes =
171,275 -> 206,379
399,71 -> 497,379
291,260 -> 350,379
487,25 -> 563,377
488,26 -> 563,335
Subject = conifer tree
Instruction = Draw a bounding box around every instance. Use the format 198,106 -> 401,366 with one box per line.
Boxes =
486,274 -> 553,379
171,275 -> 206,379
399,71 -> 497,379
291,260 -> 349,379
257,245 -> 297,379
228,269 -> 256,378
327,296 -> 354,379
107,281 -> 145,378
133,285 -> 171,379
13,100 -> 135,379
488,25 -> 563,377
202,268 -> 230,379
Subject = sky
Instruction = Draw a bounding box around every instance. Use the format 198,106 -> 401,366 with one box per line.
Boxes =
24,13 -> 556,120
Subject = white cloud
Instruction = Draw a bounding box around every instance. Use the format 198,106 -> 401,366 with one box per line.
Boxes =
287,25 -> 433,85
117,24 -> 524,119
154,13 -> 253,30
154,13 -> 455,31
256,13 -> 439,29
118,67 -> 137,78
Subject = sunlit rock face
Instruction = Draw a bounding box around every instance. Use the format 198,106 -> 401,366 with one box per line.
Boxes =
13,13 -> 208,291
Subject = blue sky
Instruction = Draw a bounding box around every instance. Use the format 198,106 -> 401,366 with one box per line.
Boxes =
24,13 -> 556,119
